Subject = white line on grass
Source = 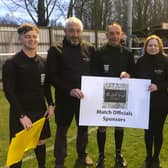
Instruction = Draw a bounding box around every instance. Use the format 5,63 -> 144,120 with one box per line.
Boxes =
0,127 -> 97,168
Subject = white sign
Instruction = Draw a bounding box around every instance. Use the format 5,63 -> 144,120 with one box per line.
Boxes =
79,76 -> 151,129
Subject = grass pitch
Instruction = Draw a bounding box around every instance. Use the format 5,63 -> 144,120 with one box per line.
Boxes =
1,90 -> 168,168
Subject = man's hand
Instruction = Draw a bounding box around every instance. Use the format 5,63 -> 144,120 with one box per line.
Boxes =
44,105 -> 54,119
148,83 -> 158,92
120,71 -> 130,78
19,115 -> 32,130
70,88 -> 84,99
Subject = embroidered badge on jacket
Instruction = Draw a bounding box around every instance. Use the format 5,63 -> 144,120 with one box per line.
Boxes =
154,69 -> 164,75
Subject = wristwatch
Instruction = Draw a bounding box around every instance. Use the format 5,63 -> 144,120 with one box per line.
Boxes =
20,114 -> 26,118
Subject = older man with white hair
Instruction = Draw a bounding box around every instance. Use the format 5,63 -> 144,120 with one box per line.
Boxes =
46,17 -> 95,168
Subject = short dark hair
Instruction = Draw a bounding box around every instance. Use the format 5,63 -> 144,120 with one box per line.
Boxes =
106,22 -> 122,32
17,23 -> 39,35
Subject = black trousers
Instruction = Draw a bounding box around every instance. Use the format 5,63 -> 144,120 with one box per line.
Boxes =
144,107 -> 167,159
54,95 -> 88,165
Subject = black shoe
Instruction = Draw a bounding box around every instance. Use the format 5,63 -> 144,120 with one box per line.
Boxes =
142,158 -> 152,168
115,154 -> 127,168
78,155 -> 93,166
96,157 -> 105,168
151,158 -> 160,168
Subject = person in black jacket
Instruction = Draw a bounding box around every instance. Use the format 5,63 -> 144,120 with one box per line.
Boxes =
136,35 -> 168,168
46,17 -> 95,168
2,23 -> 54,168
91,23 -> 135,168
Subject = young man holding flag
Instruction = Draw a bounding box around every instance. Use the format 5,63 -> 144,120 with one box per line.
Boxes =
2,23 -> 54,168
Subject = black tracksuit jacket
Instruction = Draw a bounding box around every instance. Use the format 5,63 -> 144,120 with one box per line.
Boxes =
2,50 -> 53,137
46,38 -> 95,124
90,44 -> 135,77
136,54 -> 168,129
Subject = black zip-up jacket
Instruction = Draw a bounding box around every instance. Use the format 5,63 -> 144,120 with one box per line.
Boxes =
2,50 -> 53,119
136,53 -> 168,110
46,38 -> 95,96
91,44 -> 135,77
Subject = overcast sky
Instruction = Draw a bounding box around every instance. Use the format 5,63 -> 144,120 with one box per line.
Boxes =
0,0 -> 33,23
0,1 -> 12,16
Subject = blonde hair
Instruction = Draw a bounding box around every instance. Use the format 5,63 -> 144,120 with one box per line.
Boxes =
65,17 -> 83,31
17,23 -> 39,35
144,35 -> 164,55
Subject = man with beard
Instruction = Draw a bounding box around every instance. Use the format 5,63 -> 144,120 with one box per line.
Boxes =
46,17 -> 95,168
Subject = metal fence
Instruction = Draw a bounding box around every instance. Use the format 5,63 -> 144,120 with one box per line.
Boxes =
0,26 -> 107,84
0,26 -> 107,55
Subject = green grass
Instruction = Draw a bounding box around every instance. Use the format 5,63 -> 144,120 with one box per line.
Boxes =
1,89 -> 168,168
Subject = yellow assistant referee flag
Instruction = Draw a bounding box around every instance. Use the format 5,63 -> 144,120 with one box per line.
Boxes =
6,117 -> 46,167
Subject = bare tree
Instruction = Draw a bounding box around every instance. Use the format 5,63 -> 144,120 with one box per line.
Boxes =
74,0 -> 112,30
1,0 -> 168,29
67,0 -> 78,18
72,0 -> 168,33
0,0 -> 68,26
